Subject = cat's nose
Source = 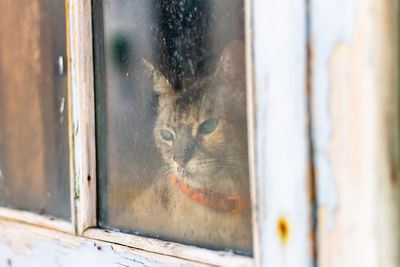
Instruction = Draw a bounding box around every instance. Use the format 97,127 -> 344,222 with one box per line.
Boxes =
174,157 -> 185,167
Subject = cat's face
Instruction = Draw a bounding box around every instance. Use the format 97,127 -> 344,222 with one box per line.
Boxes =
147,41 -> 248,190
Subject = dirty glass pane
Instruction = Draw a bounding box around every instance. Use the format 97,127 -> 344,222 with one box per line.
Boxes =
0,0 -> 70,220
95,0 -> 251,254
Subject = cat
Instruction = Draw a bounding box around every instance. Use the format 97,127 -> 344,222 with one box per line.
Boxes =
130,40 -> 252,253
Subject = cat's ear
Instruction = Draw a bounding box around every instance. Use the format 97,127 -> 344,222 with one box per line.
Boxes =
142,59 -> 174,96
215,40 -> 245,86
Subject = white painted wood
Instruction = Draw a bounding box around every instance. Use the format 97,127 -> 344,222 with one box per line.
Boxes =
66,0 -> 97,235
84,229 -> 252,267
0,207 -> 74,234
244,0 -> 261,265
249,0 -> 312,266
0,219 -> 208,267
311,0 -> 400,266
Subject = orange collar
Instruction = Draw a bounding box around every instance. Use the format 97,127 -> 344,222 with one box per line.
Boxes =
170,173 -> 250,213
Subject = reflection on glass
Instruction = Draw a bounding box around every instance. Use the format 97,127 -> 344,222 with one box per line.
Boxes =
96,0 -> 251,253
0,0 -> 70,219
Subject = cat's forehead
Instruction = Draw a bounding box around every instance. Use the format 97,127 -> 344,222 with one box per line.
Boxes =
156,76 -> 227,128
160,97 -> 216,130
172,101 -> 209,123
175,80 -> 217,109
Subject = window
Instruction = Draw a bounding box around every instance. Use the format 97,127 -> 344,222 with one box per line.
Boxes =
0,0 -> 398,266
94,0 -> 252,254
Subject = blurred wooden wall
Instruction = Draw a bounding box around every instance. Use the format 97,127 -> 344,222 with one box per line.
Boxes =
0,0 -> 55,211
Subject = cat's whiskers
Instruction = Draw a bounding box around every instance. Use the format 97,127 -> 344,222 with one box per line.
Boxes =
160,164 -> 173,176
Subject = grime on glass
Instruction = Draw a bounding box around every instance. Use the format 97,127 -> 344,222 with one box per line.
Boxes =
95,0 -> 252,254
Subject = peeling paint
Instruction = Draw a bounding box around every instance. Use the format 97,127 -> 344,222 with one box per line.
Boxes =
312,0 -> 400,266
311,0 -> 356,231
0,236 -> 166,267
0,220 -> 208,267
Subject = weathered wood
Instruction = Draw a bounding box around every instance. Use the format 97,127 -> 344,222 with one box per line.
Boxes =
244,0 -> 260,264
0,0 -> 71,219
84,229 -> 253,267
248,0 -> 312,266
0,207 -> 74,234
311,0 -> 400,266
66,0 -> 97,235
0,0 -> 46,211
0,219 -> 208,267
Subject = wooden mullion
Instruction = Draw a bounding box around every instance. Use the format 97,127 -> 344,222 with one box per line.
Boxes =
248,0 -> 312,266
66,0 -> 97,235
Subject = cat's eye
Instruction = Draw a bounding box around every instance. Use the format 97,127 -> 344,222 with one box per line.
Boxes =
160,129 -> 174,141
199,119 -> 219,134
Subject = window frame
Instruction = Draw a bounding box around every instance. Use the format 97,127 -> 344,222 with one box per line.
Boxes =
0,0 -> 398,266
1,0 -> 264,266
0,0 -> 311,265
67,0 -> 257,265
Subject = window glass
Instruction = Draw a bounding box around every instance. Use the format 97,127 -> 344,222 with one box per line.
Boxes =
95,0 -> 252,254
0,0 -> 70,219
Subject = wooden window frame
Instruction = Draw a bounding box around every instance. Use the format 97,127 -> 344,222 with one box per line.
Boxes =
0,0 -> 262,266
0,0 -> 399,266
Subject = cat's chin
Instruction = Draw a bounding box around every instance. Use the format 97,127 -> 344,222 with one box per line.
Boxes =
170,164 -> 247,194
172,170 -> 213,189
